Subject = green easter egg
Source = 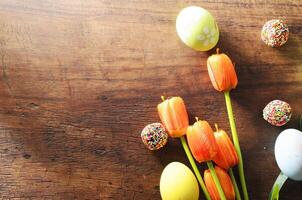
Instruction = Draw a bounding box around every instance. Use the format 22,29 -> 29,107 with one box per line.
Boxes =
176,6 -> 219,51
160,162 -> 199,200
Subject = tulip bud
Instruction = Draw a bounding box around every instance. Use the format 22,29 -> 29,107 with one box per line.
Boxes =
157,96 -> 189,137
212,124 -> 239,170
207,48 -> 238,92
186,119 -> 218,163
204,166 -> 235,200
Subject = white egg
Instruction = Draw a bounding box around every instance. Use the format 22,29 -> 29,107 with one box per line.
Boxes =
275,128 -> 302,181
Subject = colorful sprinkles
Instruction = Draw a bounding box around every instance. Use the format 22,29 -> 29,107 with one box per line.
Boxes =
261,19 -> 289,47
141,123 -> 168,150
263,100 -> 292,126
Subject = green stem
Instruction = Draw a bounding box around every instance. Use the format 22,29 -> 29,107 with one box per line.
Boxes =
207,161 -> 227,200
224,91 -> 249,200
229,168 -> 242,200
180,136 -> 211,200
299,114 -> 302,131
268,172 -> 288,200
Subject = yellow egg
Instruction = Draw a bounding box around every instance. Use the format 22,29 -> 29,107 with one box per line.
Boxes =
176,6 -> 219,51
160,162 -> 199,200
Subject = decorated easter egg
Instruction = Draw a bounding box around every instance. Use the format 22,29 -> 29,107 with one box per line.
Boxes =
176,6 -> 219,51
263,100 -> 292,126
141,123 -> 168,150
275,129 -> 302,181
261,19 -> 289,47
160,162 -> 199,200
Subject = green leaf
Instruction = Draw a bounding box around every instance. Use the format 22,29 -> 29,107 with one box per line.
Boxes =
268,172 -> 288,200
269,184 -> 280,200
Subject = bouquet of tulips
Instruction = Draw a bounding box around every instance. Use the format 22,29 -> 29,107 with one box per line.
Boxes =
155,49 -> 248,200
140,5 -> 302,200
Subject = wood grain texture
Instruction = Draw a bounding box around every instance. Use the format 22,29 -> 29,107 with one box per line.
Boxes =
0,0 -> 301,199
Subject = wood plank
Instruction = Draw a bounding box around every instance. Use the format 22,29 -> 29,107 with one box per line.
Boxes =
0,0 -> 301,199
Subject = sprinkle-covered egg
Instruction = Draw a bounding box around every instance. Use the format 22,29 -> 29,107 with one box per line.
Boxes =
176,6 -> 219,51
275,129 -> 302,181
160,162 -> 199,200
141,123 -> 168,150
261,19 -> 289,47
263,100 -> 292,126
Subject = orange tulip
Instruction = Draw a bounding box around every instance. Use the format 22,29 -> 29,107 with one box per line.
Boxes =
204,166 -> 235,200
157,96 -> 189,137
212,124 -> 239,170
186,119 -> 218,163
207,48 -> 238,92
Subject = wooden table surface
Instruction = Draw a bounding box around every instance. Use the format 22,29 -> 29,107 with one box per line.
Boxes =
0,0 -> 301,199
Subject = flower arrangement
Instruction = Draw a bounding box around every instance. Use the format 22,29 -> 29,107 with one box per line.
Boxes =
139,5 -> 300,200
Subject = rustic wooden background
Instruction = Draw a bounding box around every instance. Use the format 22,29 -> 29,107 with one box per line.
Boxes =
0,0 -> 301,199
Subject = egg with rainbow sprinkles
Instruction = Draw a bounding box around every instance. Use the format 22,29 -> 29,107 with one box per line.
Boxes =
176,6 -> 219,51
263,100 -> 292,126
141,123 -> 168,150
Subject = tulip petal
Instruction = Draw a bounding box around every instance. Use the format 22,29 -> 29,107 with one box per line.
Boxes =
207,50 -> 238,92
187,120 -> 218,163
204,166 -> 235,200
157,97 -> 189,137
213,128 -> 239,169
